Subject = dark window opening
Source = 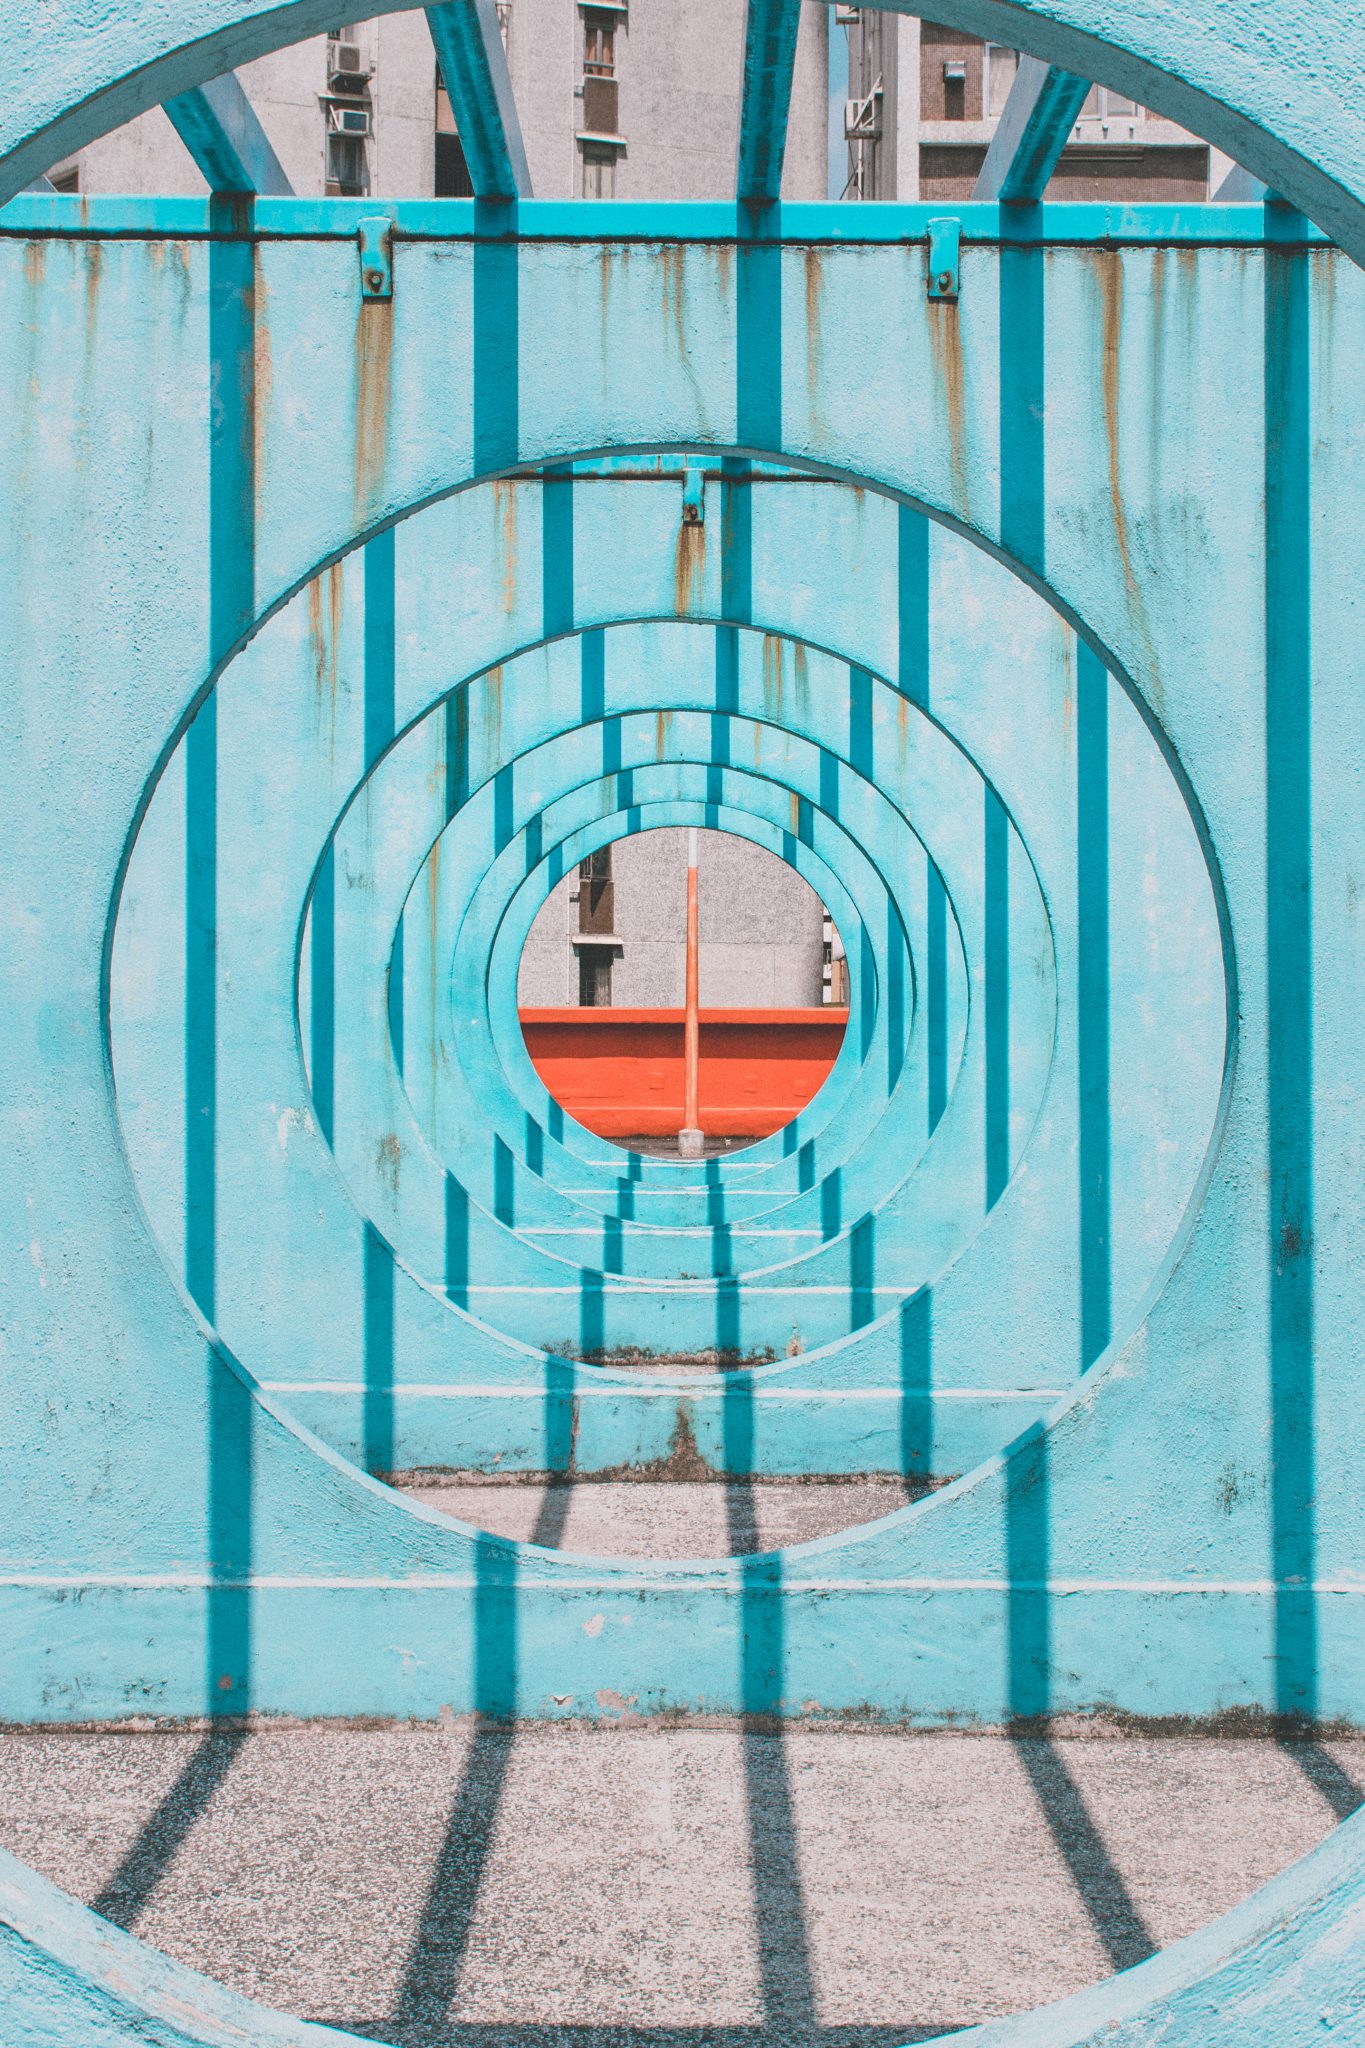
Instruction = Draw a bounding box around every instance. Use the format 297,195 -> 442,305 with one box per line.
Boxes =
580,144 -> 618,197
435,130 -> 474,197
326,130 -> 369,195
578,945 -> 615,1007
578,848 -> 614,933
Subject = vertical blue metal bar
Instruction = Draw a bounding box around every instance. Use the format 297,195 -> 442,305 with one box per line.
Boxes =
362,531 -> 396,1480
1077,644 -> 1111,1369
972,56 -> 1090,203
426,0 -> 531,200
201,217 -> 256,1720
164,73 -> 293,195
736,0 -> 802,204
1265,230 -> 1316,1721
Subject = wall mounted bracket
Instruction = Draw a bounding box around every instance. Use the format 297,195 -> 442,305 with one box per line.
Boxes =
927,216 -> 961,300
358,215 -> 393,300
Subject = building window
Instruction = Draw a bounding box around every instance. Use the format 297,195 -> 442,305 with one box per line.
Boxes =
326,130 -> 369,195
50,165 -> 80,193
580,146 -> 617,198
435,131 -> 473,196
578,945 -> 614,1007
583,15 -> 616,75
942,58 -> 967,121
1080,84 -> 1141,120
578,848 -> 615,933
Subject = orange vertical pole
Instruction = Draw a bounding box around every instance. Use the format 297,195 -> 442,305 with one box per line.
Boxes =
679,826 -> 703,1158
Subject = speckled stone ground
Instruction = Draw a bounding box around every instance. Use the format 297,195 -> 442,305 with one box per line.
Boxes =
0,1724 -> 1358,2047
394,1475 -> 926,1557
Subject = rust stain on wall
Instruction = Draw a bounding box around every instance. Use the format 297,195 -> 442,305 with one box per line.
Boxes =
353,298 -> 393,522
306,563 -> 344,736
657,243 -> 705,420
926,298 -> 968,518
673,517 -> 705,612
252,250 -> 272,483
376,1131 -> 402,1195
762,633 -> 785,718
82,239 -> 103,351
792,640 -> 811,722
803,248 -> 826,430
482,664 -> 505,761
1094,248 -> 1161,708
492,477 -> 519,614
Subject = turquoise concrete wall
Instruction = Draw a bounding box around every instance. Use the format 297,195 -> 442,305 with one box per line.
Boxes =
0,202 -> 1358,1730
2,2 -> 1365,2045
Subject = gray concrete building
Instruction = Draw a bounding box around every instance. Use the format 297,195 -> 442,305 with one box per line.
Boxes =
839,9 -> 1238,201
517,828 -> 833,1008
51,3 -> 829,202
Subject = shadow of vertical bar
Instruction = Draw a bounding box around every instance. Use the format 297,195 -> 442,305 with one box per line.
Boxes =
727,1486 -> 818,2035
1012,1739 -> 1156,1972
541,462 -> 573,640
391,1536 -> 519,2041
1265,232 -> 1315,1721
91,1728 -> 249,1930
1006,1427 -> 1154,1967
1077,646 -> 1111,1368
197,208 -> 256,1719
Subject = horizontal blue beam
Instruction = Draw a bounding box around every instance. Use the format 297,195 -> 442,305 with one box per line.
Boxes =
0,195 -> 1333,247
163,72 -> 292,196
736,0 -> 802,206
972,56 -> 1091,204
426,0 -> 531,203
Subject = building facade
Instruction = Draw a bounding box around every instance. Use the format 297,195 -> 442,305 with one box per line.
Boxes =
840,9 -> 1238,201
517,827 -> 833,1008
51,3 -> 829,202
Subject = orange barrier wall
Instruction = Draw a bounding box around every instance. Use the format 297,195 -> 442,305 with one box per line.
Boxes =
520,1007 -> 849,1140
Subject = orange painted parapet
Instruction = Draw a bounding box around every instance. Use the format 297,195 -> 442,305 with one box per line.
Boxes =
520,1007 -> 849,1140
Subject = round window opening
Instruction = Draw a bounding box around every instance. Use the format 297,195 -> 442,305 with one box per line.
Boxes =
517,826 -> 848,1157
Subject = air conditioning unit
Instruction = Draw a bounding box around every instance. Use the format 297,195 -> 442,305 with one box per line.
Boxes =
834,4 -> 861,22
844,90 -> 882,140
328,40 -> 372,89
331,105 -> 372,136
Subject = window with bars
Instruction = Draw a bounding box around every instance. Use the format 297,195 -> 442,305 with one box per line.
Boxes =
583,16 -> 616,75
578,848 -> 615,932
326,130 -> 369,195
577,945 -> 615,1006
580,146 -> 618,197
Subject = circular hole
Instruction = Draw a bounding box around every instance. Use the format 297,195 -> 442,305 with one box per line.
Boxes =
517,826 -> 848,1158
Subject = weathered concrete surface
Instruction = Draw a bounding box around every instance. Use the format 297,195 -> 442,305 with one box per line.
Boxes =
0,1727 -> 1358,2044
395,1475 -> 928,1557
